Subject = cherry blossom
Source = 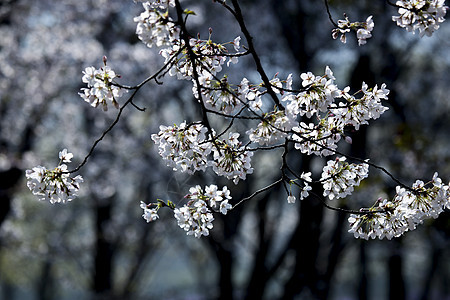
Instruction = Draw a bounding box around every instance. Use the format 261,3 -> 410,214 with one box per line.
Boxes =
173,184 -> 233,238
285,66 -> 339,119
192,75 -> 244,114
331,82 -> 389,130
26,150 -> 83,204
151,121 -> 212,174
134,1 -> 179,48
287,195 -> 296,203
348,173 -> 450,240
332,14 -> 374,45
320,157 -> 369,200
78,60 -> 126,111
392,0 -> 447,37
300,172 -> 313,200
212,132 -> 254,184
247,109 -> 296,145
59,148 -> 74,163
140,201 -> 160,222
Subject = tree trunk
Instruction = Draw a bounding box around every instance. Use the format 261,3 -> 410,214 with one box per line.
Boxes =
93,201 -> 114,299
388,252 -> 405,300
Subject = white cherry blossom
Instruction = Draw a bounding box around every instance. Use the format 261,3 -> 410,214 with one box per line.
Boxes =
134,1 -> 179,48
348,173 -> 450,240
151,121 -> 212,174
26,150 -> 83,204
320,157 -> 369,200
212,132 -> 254,184
332,15 -> 375,45
78,63 -> 126,111
392,0 -> 447,37
172,184 -> 233,237
140,201 -> 160,222
247,109 -> 296,146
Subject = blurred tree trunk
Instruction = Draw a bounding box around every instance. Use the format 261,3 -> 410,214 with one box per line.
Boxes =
270,0 -> 311,71
37,259 -> 54,300
358,241 -> 368,300
281,180 -> 325,300
93,198 -> 114,299
244,193 -> 276,299
215,243 -> 234,300
389,251 -> 405,300
0,167 -> 21,227
320,208 -> 348,299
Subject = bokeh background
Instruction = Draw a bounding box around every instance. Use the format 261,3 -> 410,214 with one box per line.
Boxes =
0,0 -> 449,299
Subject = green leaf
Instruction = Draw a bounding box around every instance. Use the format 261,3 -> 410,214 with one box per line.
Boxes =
183,9 -> 196,15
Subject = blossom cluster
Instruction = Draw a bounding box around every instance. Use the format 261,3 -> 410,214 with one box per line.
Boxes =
286,68 -> 388,156
332,15 -> 374,46
134,0 -> 175,10
247,109 -> 296,146
193,72 -> 247,115
134,1 -> 179,48
392,0 -> 447,37
26,149 -> 83,204
331,82 -> 390,130
174,185 -> 232,238
212,132 -> 254,184
286,67 -> 339,118
152,121 -> 254,184
78,60 -> 126,111
292,120 -> 342,157
348,173 -> 450,240
162,34 -> 243,116
320,157 -> 369,200
148,16 -> 244,116
239,77 -> 263,111
168,37 -> 224,80
151,122 -> 212,174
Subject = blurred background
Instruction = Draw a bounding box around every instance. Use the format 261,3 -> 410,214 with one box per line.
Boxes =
0,0 -> 449,299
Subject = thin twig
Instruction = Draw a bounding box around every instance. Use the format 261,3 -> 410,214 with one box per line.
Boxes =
324,0 -> 339,27
309,189 -> 389,215
69,92 -> 137,173
229,0 -> 285,111
232,178 -> 284,209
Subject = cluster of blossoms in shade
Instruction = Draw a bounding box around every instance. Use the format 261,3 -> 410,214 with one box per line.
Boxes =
331,0 -> 447,44
332,14 -> 375,45
392,0 -> 448,37
26,150 -> 83,204
26,0 -> 449,240
349,172 -> 450,240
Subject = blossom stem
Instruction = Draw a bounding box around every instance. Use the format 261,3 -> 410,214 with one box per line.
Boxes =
324,0 -> 339,27
232,177 -> 284,209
